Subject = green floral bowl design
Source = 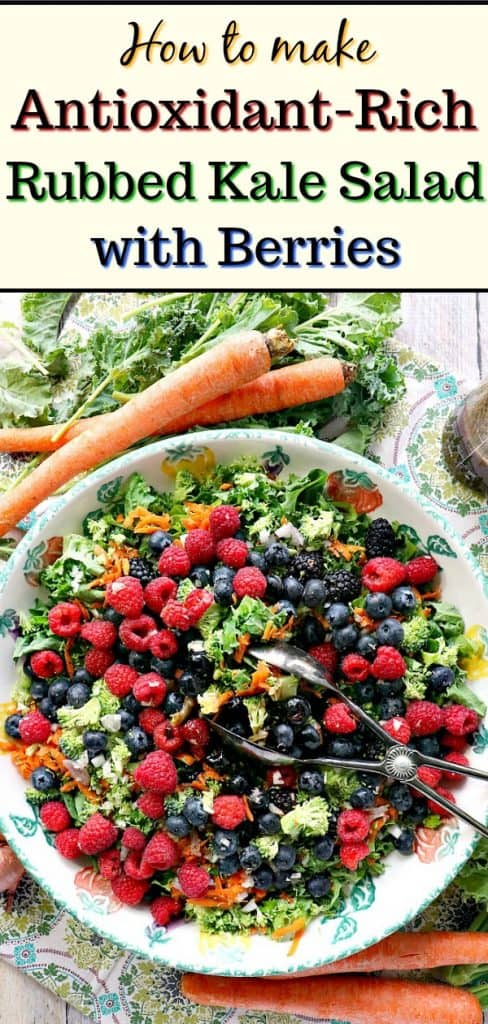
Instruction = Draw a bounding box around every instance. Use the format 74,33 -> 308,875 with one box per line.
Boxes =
0,429 -> 487,977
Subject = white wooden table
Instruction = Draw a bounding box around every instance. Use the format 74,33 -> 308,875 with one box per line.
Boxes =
0,291 -> 486,1023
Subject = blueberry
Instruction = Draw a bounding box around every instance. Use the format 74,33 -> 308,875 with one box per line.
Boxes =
213,565 -> 235,583
407,797 -> 429,823
122,693 -> 141,715
148,530 -> 172,555
213,830 -> 239,858
265,575 -> 284,601
257,812 -> 281,835
265,542 -> 290,568
286,696 -> 311,725
30,680 -> 48,701
375,618 -> 404,647
183,796 -> 209,828
31,766 -> 58,791
327,603 -> 350,627
298,769 -> 324,795
314,835 -> 335,861
391,587 -> 417,615
356,633 -> 379,660
150,657 -> 175,677
247,788 -> 270,815
4,713 -> 22,739
275,600 -> 297,618
104,607 -> 123,626
247,550 -> 267,571
128,650 -> 150,672
327,737 -> 356,758
24,659 -> 39,680
219,854 -> 241,876
48,679 -> 70,707
303,578 -> 327,609
272,723 -> 295,752
377,678 -> 405,697
301,617 -> 326,647
273,844 -> 297,871
66,683 -> 91,708
166,814 -> 191,838
189,566 -> 211,588
379,697 -> 406,719
114,641 -> 130,663
299,723 -> 322,752
350,786 -> 375,809
240,844 -> 262,870
394,829 -> 415,854
125,726 -> 151,756
306,874 -> 331,899
253,866 -> 274,890
354,681 -> 377,705
358,770 -> 380,789
83,730 -> 108,755
71,668 -> 94,687
388,783 -> 413,812
119,710 -> 135,732
412,736 -> 441,756
38,697 -> 58,721
214,578 -> 234,606
205,749 -> 230,773
163,692 -> 185,716
186,646 -> 213,679
283,576 -> 304,604
428,664 -> 455,694
332,624 -> 359,652
228,773 -> 250,795
179,670 -> 206,696
365,592 -> 393,620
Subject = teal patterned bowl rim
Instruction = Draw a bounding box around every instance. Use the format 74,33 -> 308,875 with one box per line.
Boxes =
0,428 -> 486,976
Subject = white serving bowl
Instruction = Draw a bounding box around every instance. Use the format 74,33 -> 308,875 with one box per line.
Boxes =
0,429 -> 487,977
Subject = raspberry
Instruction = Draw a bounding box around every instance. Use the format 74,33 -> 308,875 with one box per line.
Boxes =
158,544 -> 191,577
233,567 -> 267,600
133,672 -> 167,707
125,850 -> 154,880
40,800 -> 72,832
337,809 -> 370,843
442,752 -> 470,783
111,875 -> 149,905
161,600 -> 193,632
323,703 -> 357,734
341,653 -> 370,683
427,786 -> 456,817
85,648 -> 115,677
184,528 -> 216,566
78,813 -> 118,855
309,643 -> 339,676
371,646 -> 407,680
143,832 -> 179,870
55,828 -> 81,859
107,577 -> 145,617
119,615 -> 157,653
18,710 -> 52,744
266,766 -> 297,789
209,505 -> 241,540
405,555 -> 439,586
181,717 -> 210,748
417,765 -> 443,788
339,841 -> 370,870
382,717 -> 411,744
215,538 -> 248,569
149,629 -> 179,660
144,576 -> 178,614
136,791 -> 165,819
138,708 -> 166,735
134,750 -> 178,794
122,826 -> 147,852
30,650 -> 64,679
98,848 -> 122,880
405,700 -> 444,737
104,663 -> 139,698
365,518 -> 397,559
184,588 -> 214,623
211,795 -> 247,830
154,720 -> 183,753
48,602 -> 82,638
177,862 -> 211,897
80,619 -> 117,650
362,557 -> 407,593
443,705 -> 479,736
440,731 -> 468,752
150,894 -> 181,926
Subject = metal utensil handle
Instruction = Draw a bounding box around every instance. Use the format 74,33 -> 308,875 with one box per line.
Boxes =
419,753 -> 488,783
411,777 -> 488,838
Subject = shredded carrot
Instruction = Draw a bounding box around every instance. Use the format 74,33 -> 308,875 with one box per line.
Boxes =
123,506 -> 171,534
60,779 -> 100,803
234,633 -> 251,663
72,598 -> 90,621
188,870 -> 248,909
243,795 -> 254,822
181,502 -> 215,531
220,483 -> 233,491
272,916 -> 307,940
288,926 -> 306,957
353,608 -> 376,631
328,539 -> 365,562
251,661 -> 271,687
262,616 -> 294,642
421,587 -> 442,601
64,638 -> 75,678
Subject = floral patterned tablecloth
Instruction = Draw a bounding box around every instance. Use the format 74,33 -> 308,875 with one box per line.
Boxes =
0,315 -> 487,1024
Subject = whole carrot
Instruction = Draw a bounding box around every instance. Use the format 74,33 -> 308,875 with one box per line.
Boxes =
0,356 -> 351,454
181,973 -> 482,1024
0,329 -> 290,537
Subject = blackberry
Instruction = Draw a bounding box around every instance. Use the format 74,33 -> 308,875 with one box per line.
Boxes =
128,557 -> 157,586
365,517 -> 396,559
267,786 -> 295,813
323,570 -> 361,603
291,550 -> 324,581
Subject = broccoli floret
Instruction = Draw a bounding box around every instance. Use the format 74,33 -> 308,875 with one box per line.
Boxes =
59,729 -> 85,760
62,790 -> 96,825
199,604 -> 225,644
92,679 -> 120,717
243,696 -> 268,737
10,668 -> 32,711
300,510 -> 334,545
197,686 -> 224,715
177,577 -> 196,602
281,797 -> 329,838
57,697 -> 101,731
108,738 -> 131,776
402,615 -> 432,653
255,836 -> 280,860
323,767 -> 358,807
25,786 -> 59,805
267,674 -> 299,701
422,638 -> 460,668
404,662 -> 428,700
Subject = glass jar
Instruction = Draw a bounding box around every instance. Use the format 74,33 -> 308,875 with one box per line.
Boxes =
442,379 -> 488,492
